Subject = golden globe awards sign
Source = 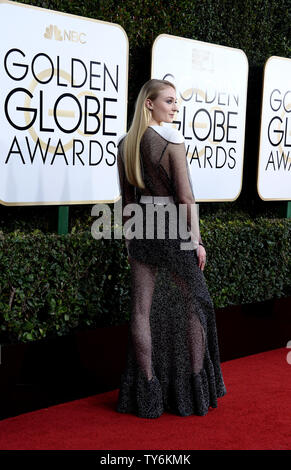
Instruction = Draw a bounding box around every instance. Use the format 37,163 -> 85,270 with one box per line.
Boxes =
0,0 -> 128,205
152,34 -> 248,201
257,56 -> 291,200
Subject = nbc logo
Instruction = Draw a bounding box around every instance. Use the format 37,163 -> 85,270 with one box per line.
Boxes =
44,24 -> 63,41
44,25 -> 86,44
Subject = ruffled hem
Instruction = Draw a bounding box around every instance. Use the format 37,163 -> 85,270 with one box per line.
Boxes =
116,360 -> 226,419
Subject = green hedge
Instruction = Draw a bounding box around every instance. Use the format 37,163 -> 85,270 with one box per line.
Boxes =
0,230 -> 131,343
1,216 -> 290,343
204,216 -> 291,306
26,0 -> 289,66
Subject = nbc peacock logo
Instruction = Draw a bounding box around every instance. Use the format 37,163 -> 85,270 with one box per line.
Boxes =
44,24 -> 86,44
44,24 -> 63,41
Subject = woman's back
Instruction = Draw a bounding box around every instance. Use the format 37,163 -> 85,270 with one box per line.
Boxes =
119,125 -> 196,206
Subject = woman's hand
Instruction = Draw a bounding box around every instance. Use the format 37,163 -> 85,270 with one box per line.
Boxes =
197,244 -> 206,271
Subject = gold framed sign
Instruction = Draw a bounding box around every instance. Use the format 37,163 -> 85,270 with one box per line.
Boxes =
152,34 -> 249,202
0,0 -> 128,205
257,56 -> 291,201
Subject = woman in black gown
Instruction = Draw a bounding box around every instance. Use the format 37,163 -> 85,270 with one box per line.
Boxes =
116,79 -> 226,418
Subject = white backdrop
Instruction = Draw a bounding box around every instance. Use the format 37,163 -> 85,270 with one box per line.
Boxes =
0,0 -> 128,205
257,56 -> 291,200
152,34 -> 249,201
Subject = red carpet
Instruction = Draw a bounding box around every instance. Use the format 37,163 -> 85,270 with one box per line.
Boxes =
0,348 -> 290,450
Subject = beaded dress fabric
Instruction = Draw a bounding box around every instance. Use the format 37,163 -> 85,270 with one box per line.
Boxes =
116,125 -> 226,418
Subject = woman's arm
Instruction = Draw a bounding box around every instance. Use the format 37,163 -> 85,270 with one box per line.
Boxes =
168,141 -> 203,249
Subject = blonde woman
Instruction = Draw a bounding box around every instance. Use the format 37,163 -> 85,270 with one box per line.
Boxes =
116,79 -> 226,418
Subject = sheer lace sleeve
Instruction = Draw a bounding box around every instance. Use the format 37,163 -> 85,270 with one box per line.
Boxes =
168,142 -> 203,246
117,138 -> 136,232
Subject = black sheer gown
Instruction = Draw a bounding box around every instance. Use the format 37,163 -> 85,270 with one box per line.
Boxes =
116,125 -> 226,418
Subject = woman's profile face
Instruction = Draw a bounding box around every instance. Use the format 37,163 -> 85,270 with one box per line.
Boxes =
146,86 -> 178,125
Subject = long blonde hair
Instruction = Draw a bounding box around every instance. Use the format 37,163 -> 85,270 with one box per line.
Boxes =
123,79 -> 176,189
